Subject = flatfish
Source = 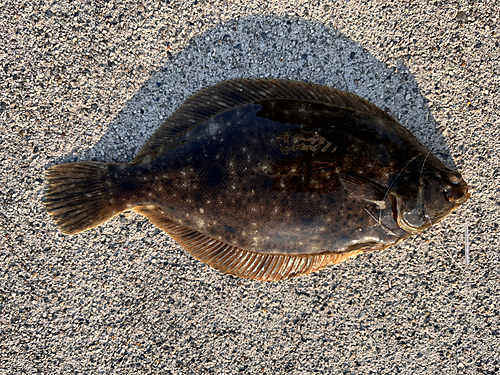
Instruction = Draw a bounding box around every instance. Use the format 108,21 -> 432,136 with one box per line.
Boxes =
44,79 -> 469,281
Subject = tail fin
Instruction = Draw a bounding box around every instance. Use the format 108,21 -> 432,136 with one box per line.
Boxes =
43,161 -> 124,235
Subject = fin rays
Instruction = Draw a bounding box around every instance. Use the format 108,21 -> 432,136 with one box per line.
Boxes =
130,79 -> 395,166
44,162 -> 125,235
134,206 -> 363,281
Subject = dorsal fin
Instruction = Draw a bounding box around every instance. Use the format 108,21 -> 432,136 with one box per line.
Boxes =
130,79 -> 395,166
134,205 -> 364,281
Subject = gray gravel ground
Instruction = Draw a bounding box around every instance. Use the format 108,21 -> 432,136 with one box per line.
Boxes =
1,1 -> 499,374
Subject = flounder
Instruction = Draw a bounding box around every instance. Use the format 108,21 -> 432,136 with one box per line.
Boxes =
44,79 -> 469,281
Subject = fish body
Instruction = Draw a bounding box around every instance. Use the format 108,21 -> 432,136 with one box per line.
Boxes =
44,79 -> 469,281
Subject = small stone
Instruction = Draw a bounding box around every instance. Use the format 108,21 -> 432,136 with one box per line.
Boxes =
455,11 -> 467,21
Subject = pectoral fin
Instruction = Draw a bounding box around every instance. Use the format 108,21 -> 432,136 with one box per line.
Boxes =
339,173 -> 388,209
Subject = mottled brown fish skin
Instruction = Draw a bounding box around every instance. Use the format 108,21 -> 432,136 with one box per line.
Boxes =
128,101 -> 405,255
44,79 -> 469,281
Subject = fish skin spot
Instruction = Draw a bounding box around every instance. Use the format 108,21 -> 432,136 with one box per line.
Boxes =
208,123 -> 219,135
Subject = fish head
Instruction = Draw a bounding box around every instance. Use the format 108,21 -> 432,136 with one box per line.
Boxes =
390,169 -> 470,233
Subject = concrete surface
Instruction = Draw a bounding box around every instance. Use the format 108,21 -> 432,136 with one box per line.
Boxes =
1,1 -> 499,374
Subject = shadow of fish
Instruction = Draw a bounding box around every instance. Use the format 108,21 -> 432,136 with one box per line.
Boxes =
44,79 -> 470,281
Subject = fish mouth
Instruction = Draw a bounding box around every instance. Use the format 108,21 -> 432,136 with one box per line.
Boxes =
390,192 -> 425,234
396,180 -> 470,234
392,193 -> 469,235
397,211 -> 427,234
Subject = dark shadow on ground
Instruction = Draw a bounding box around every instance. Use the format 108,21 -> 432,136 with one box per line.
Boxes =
52,15 -> 456,170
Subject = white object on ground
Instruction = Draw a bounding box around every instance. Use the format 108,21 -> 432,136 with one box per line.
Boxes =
465,222 -> 469,266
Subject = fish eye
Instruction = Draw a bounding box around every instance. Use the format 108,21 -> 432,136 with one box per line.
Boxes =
445,171 -> 462,184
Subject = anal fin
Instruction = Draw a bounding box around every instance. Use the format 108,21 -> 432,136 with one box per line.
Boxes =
134,205 -> 363,281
